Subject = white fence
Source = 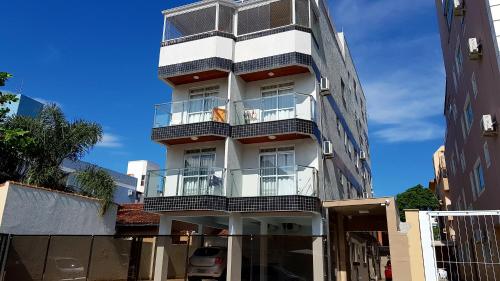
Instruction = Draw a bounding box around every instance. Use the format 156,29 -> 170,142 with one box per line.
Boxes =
420,211 -> 500,281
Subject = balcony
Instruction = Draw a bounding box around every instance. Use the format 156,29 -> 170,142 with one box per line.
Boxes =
144,166 -> 320,213
231,92 -> 318,143
158,0 -> 319,84
151,97 -> 230,145
228,165 -> 317,197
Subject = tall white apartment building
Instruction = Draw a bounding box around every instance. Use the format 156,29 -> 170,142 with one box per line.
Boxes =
144,0 -> 372,280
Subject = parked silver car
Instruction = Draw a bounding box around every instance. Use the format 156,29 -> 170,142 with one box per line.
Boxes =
187,247 -> 227,281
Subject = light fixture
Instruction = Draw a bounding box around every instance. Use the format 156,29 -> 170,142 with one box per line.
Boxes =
190,136 -> 199,140
268,135 -> 276,140
193,75 -> 200,80
268,72 -> 275,77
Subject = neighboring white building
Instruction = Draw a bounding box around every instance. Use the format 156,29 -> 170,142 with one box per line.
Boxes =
0,182 -> 117,235
127,160 -> 161,193
61,159 -> 139,204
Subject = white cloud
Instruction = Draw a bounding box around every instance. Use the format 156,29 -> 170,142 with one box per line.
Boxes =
96,133 -> 123,148
328,0 -> 446,143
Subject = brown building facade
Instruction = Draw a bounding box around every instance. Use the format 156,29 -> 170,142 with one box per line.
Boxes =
436,0 -> 500,210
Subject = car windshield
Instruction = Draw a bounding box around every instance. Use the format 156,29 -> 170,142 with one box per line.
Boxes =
193,247 -> 221,256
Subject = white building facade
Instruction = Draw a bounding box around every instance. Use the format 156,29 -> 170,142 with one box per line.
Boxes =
144,0 -> 372,280
127,160 -> 161,193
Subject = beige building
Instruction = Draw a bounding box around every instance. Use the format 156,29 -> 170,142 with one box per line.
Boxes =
429,146 -> 451,211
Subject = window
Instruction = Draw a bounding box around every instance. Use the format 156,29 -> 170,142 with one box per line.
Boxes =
469,171 -> 477,200
460,151 -> 466,172
471,72 -> 478,98
461,116 -> 466,139
260,82 -> 295,122
259,146 -> 295,195
188,86 -> 220,123
445,0 -> 454,29
183,148 -> 218,196
341,79 -> 347,108
455,40 -> 464,75
474,160 -> 485,194
484,142 -> 491,168
464,98 -> 473,132
450,155 -> 456,176
237,0 -> 293,35
452,69 -> 458,91
140,175 -> 145,186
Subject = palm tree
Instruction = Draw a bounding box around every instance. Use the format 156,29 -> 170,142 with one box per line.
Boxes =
6,104 -> 102,187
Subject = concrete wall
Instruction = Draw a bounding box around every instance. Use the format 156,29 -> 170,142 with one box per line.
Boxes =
159,36 -> 234,66
0,182 -> 117,235
234,30 -> 312,62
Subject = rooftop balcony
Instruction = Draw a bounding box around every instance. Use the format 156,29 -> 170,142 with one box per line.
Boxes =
232,92 -> 318,143
158,0 -> 318,84
144,165 -> 320,213
151,96 -> 230,145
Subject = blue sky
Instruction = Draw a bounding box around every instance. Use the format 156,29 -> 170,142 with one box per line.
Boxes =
1,0 -> 444,196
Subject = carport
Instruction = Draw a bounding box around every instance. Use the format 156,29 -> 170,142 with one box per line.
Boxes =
323,197 -> 412,281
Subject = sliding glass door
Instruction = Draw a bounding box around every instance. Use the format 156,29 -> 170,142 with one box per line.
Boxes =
259,147 -> 295,195
187,86 -> 219,123
261,83 -> 295,122
183,148 -> 216,195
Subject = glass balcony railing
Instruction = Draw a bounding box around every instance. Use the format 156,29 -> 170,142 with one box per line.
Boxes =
233,93 -> 315,125
228,165 -> 317,197
153,97 -> 228,128
144,166 -> 318,198
145,167 -> 226,197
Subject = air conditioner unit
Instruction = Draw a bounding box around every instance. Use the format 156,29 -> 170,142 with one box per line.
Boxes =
481,114 -> 497,136
127,189 -> 134,196
320,77 -> 331,95
468,38 -> 482,60
453,0 -> 465,16
359,150 -> 367,160
323,141 -> 334,158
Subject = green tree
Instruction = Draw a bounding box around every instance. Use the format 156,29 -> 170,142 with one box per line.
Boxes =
0,72 -> 32,182
4,105 -> 103,188
396,184 -> 440,221
0,72 -> 16,121
76,167 -> 116,215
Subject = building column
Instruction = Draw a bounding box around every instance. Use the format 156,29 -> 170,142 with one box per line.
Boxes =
336,213 -> 348,281
313,213 -> 326,281
154,215 -> 172,281
227,213 -> 243,281
260,221 -> 268,281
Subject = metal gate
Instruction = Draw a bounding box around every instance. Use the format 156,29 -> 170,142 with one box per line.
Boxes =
420,211 -> 500,281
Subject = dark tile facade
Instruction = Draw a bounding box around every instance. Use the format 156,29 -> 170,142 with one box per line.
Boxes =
161,31 -> 236,47
144,196 -> 227,212
227,195 -> 321,212
144,195 -> 321,213
160,25 -> 312,46
158,58 -> 232,79
231,119 -> 318,139
151,121 -> 230,142
233,52 -> 314,75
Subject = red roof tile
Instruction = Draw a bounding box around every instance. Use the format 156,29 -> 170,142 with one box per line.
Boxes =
116,203 -> 160,225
